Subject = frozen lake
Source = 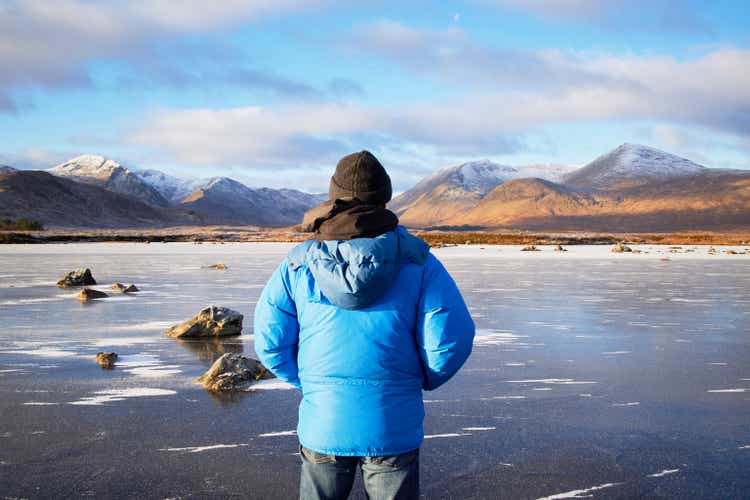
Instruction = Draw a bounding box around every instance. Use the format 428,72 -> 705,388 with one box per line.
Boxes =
1,242 -> 749,499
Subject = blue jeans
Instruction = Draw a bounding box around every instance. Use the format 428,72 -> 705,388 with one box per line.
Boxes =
299,445 -> 419,500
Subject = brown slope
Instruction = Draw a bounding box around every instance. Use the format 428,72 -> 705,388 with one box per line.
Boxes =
393,183 -> 487,228
0,170 -> 199,228
440,178 -> 598,227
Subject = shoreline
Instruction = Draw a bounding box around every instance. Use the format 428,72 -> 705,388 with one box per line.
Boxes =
1,226 -> 750,246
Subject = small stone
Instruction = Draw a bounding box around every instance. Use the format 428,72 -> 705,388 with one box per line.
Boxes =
611,242 -> 633,253
96,352 -> 118,369
113,283 -> 139,293
77,288 -> 108,302
554,244 -> 567,252
205,263 -> 228,270
196,353 -> 274,391
57,268 -> 96,288
521,245 -> 540,251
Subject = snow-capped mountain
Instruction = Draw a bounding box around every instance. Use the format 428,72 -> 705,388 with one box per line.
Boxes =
134,169 -> 206,205
0,165 -> 16,174
564,143 -> 707,190
49,155 -> 169,207
430,159 -> 520,195
180,176 -> 325,226
390,160 -> 517,213
515,163 -> 581,183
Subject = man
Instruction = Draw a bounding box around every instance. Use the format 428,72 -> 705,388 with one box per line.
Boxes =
254,151 -> 475,500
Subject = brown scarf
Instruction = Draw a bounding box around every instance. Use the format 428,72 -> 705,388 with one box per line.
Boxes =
306,199 -> 398,241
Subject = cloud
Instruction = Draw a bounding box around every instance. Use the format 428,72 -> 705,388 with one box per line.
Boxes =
347,21 -> 636,90
0,0 -> 325,109
125,41 -> 750,170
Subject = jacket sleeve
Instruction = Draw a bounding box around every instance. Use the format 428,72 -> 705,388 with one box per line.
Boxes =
416,254 -> 475,391
253,260 -> 301,389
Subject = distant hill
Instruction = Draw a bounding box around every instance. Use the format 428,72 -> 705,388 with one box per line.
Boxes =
389,159 -> 581,227
389,160 -> 520,227
439,170 -> 750,231
0,170 -> 198,228
134,169 -> 206,205
395,144 -> 750,231
49,155 -> 170,207
179,177 -> 325,226
0,165 -> 16,174
563,143 -> 706,191
441,178 -> 598,227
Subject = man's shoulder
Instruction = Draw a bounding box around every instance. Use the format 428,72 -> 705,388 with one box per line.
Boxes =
287,239 -> 317,271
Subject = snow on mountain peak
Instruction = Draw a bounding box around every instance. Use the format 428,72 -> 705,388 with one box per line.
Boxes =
49,155 -> 124,179
599,143 -> 705,176
564,143 -> 707,189
433,159 -> 518,194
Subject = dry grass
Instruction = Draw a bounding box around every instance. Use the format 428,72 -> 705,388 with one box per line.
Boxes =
2,225 -> 749,245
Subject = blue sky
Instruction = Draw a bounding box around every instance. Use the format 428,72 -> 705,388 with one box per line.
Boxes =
1,0 -> 749,192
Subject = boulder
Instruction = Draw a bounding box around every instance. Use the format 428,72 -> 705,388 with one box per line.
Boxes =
57,268 -> 96,288
165,306 -> 243,338
77,288 -> 108,302
611,242 -> 633,253
96,352 -> 118,369
112,283 -> 139,293
521,245 -> 540,252
554,245 -> 567,252
205,263 -> 228,270
196,353 -> 273,391
708,247 -> 717,255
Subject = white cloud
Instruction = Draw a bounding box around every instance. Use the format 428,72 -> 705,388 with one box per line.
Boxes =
0,0 -> 325,109
126,41 -> 750,170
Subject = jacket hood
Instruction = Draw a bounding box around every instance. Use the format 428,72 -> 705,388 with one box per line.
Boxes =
287,226 -> 429,310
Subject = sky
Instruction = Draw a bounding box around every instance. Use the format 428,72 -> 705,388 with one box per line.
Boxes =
1,0 -> 749,193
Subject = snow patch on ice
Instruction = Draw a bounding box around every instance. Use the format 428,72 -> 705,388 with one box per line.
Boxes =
69,388 -> 177,405
258,430 -> 297,437
647,469 -> 679,478
244,379 -> 295,391
158,443 -> 249,453
536,482 -> 623,499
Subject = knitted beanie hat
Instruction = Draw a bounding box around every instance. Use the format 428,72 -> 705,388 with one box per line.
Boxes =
329,151 -> 392,205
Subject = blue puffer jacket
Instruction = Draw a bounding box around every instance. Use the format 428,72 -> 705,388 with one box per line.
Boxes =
253,226 -> 475,456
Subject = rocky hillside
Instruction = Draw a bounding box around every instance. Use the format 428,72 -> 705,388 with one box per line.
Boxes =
0,170 -> 198,228
179,177 -> 325,226
134,169 -> 205,205
49,155 -> 171,207
563,143 -> 707,191
389,160 -> 520,227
